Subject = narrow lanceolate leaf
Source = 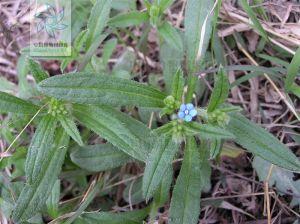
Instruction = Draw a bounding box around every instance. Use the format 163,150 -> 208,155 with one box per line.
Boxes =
207,68 -> 229,112
240,0 -> 268,40
160,42 -> 183,93
169,137 -> 202,224
74,105 -> 152,162
108,11 -> 149,27
286,47 -> 300,95
76,207 -> 150,224
12,129 -> 69,223
25,115 -> 57,184
58,116 -> 83,146
171,68 -> 185,101
0,91 -> 39,114
142,135 -> 178,200
158,21 -> 183,52
152,165 -> 173,209
227,113 -> 300,172
70,144 -> 132,172
86,0 -> 112,49
158,0 -> 175,12
209,139 -> 222,159
185,0 -> 213,71
46,180 -> 60,219
38,73 -> 166,108
184,122 -> 235,140
28,58 -> 48,83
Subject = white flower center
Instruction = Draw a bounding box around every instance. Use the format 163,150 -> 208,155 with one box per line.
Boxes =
184,110 -> 189,115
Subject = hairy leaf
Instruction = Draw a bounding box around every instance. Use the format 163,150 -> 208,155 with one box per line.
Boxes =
209,139 -> 222,159
207,68 -> 229,112
185,0 -> 213,71
70,144 -> 132,172
0,77 -> 16,92
0,91 -> 39,114
158,21 -> 183,52
86,0 -> 112,49
58,116 -> 83,146
160,42 -> 183,93
152,164 -> 173,208
25,115 -> 57,184
171,68 -> 185,101
169,137 -> 202,224
12,128 -> 69,222
143,135 -> 178,199
286,47 -> 300,96
75,208 -> 150,224
28,58 -> 48,83
184,122 -> 235,139
74,104 -> 152,162
38,73 -> 166,108
108,11 -> 149,27
46,180 -> 60,218
227,113 -> 300,171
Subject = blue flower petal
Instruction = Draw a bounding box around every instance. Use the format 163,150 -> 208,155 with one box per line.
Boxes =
178,111 -> 185,119
180,104 -> 186,111
189,109 -> 197,117
184,115 -> 192,122
186,103 -> 194,110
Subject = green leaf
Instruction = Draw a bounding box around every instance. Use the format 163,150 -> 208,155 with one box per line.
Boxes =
38,73 -> 166,108
160,42 -> 183,93
74,29 -> 88,53
75,208 -> 150,224
28,58 -> 48,83
0,77 -> 16,92
286,47 -> 300,96
171,68 -> 184,101
158,0 -> 175,12
207,68 -> 229,112
108,11 -> 149,27
158,21 -> 183,52
86,0 -> 112,49
25,115 -> 57,184
73,104 -> 152,162
227,113 -> 300,172
70,144 -> 132,172
0,91 -> 39,114
102,38 -> 118,66
209,139 -> 222,159
79,33 -> 110,70
142,135 -> 178,199
151,164 -> 173,216
240,0 -> 268,40
185,0 -> 213,71
289,84 -> 300,98
58,115 -> 83,146
253,0 -> 268,20
12,128 -> 69,222
111,0 -> 136,11
46,180 -> 60,218
184,122 -> 235,139
169,137 -> 202,224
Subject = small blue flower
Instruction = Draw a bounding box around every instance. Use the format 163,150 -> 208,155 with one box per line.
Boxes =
178,103 -> 197,122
